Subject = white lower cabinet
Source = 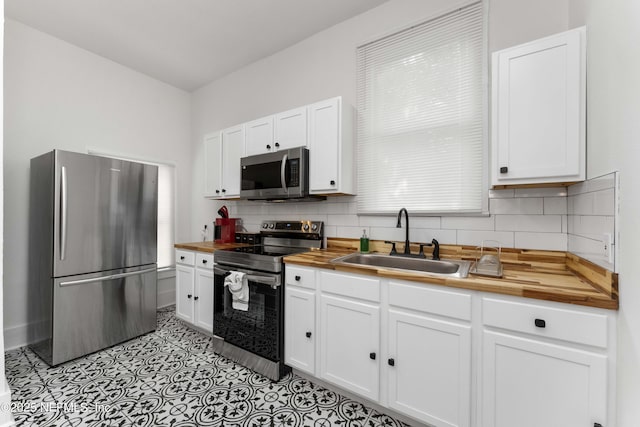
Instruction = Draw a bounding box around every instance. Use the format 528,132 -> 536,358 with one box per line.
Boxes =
175,263 -> 195,322
319,293 -> 380,401
282,265 -> 615,427
194,267 -> 214,332
481,296 -> 609,427
387,309 -> 471,427
175,250 -> 214,333
482,331 -> 606,427
285,286 -> 316,374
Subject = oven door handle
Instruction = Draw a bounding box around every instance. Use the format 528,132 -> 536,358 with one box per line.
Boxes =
214,266 -> 280,288
280,153 -> 288,192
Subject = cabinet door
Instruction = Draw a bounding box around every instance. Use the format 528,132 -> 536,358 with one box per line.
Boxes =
482,330 -> 607,427
387,310 -> 471,427
309,97 -> 340,193
220,125 -> 245,198
203,132 -> 221,198
319,294 -> 380,401
285,286 -> 315,374
245,116 -> 274,156
175,264 -> 195,323
275,106 -> 307,150
194,268 -> 214,333
492,28 -> 585,185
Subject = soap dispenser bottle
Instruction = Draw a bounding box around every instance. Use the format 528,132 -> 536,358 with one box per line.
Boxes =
360,229 -> 369,253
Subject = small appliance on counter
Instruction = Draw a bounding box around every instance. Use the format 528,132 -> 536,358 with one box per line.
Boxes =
214,205 -> 238,243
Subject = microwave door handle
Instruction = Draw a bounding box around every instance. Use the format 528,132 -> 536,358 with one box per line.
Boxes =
280,154 -> 288,192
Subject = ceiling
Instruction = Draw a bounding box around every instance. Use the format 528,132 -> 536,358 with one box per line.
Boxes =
5,0 -> 388,91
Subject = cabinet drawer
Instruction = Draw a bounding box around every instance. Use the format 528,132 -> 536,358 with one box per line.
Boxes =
389,281 -> 471,321
286,266 -> 316,289
482,297 -> 608,348
195,253 -> 214,269
176,249 -> 195,266
320,271 -> 380,303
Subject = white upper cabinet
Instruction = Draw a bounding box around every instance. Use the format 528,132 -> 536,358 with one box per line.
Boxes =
245,116 -> 274,156
204,126 -> 245,199
274,106 -> 307,151
220,125 -> 245,198
204,96 -> 355,199
308,97 -> 355,195
203,132 -> 222,198
491,27 -> 586,187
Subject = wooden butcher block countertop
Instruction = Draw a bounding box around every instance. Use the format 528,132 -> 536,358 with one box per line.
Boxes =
284,238 -> 619,310
174,241 -> 249,253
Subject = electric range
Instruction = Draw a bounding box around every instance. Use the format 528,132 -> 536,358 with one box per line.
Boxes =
212,220 -> 323,380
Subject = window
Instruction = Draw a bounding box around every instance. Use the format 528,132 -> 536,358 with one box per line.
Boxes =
356,1 -> 486,214
88,150 -> 175,269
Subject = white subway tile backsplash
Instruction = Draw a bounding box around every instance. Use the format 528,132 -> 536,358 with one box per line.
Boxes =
593,188 -> 615,216
369,227 -> 406,242
544,197 -> 568,214
567,172 -> 617,272
569,193 -> 594,215
328,214 -> 359,227
411,228 -> 457,245
489,189 -> 515,198
323,225 -> 338,238
495,215 -> 562,233
410,216 -> 442,229
490,198 -> 544,215
515,232 -> 567,251
456,230 -> 515,248
570,216 -> 614,239
441,215 -> 495,231
336,226 -> 369,239
515,187 -> 568,198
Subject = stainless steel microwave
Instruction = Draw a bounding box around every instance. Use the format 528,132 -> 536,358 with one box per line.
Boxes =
240,147 -> 310,200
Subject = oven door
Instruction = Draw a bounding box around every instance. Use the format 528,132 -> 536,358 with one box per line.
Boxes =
240,147 -> 307,199
213,264 -> 284,362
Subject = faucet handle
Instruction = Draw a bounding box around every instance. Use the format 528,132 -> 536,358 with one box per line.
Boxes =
384,241 -> 398,255
418,242 -> 432,257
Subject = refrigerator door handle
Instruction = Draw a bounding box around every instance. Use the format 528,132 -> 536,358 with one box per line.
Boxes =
58,267 -> 157,287
60,166 -> 68,261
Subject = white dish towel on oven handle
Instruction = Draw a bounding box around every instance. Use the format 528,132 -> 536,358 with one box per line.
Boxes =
224,271 -> 249,311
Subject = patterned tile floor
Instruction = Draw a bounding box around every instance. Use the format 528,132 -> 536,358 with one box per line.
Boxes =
5,306 -> 410,426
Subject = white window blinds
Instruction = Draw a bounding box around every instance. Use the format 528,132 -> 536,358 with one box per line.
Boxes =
356,2 -> 485,214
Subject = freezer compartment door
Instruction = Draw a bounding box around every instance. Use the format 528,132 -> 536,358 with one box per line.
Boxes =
53,150 -> 158,278
50,265 -> 157,365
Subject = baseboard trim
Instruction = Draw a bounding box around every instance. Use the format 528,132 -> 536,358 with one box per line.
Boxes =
157,289 -> 175,308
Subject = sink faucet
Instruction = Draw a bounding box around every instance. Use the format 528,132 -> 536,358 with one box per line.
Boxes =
396,208 -> 411,255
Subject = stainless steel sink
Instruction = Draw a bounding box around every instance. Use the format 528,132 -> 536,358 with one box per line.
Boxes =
330,253 -> 472,278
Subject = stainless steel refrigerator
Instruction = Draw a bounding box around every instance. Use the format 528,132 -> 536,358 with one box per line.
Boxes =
28,150 -> 158,365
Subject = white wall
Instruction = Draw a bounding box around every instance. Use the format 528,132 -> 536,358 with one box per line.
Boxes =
3,20 -> 191,349
190,0 -> 579,248
582,1 -> 640,425
0,4 -> 15,425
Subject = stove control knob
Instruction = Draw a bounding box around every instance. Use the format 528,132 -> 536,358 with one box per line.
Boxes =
269,223 -> 275,229
262,223 -> 269,229
311,224 -> 318,231
303,224 -> 310,231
